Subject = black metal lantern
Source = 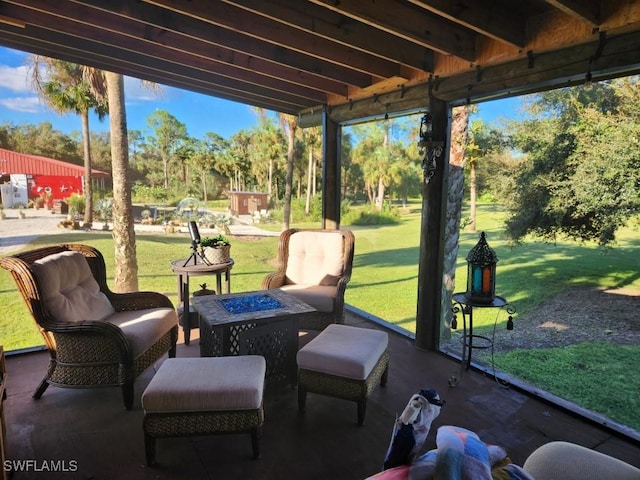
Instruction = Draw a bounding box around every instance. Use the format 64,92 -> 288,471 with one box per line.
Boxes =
465,231 -> 498,304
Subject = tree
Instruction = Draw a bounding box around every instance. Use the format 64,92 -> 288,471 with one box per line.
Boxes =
105,72 -> 139,291
249,108 -> 284,196
441,105 -> 471,338
279,113 -> 298,229
506,79 -> 640,245
187,133 -> 229,201
29,56 -> 108,227
465,117 -> 504,231
227,130 -> 253,191
146,110 -> 188,191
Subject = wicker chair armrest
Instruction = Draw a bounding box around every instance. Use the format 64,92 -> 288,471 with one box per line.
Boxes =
334,277 -> 350,311
262,272 -> 286,289
108,291 -> 174,311
47,319 -> 133,363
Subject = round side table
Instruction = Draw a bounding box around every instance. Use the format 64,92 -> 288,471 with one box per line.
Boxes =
170,258 -> 234,345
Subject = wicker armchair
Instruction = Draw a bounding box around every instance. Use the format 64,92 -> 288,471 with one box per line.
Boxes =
262,229 -> 355,330
0,244 -> 178,410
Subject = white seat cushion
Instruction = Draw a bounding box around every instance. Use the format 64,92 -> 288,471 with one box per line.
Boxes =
285,231 -> 345,286
279,284 -> 336,312
106,308 -> 178,357
297,324 -> 388,380
142,356 -> 266,413
32,251 -> 115,322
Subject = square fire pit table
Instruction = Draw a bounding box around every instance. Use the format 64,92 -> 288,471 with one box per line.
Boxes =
192,289 -> 317,386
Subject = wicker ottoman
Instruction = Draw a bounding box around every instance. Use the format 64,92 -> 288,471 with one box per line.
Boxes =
296,324 -> 389,426
142,356 -> 266,466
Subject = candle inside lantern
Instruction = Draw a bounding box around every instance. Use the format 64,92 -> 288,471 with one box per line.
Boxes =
465,232 -> 498,304
482,267 -> 492,294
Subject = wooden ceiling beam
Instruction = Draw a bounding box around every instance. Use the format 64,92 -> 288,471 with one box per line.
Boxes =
432,28 -> 640,103
142,0 -> 402,79
5,0 -> 354,97
0,30 -> 303,114
310,0 -> 477,62
0,22 -> 312,112
408,0 -> 526,48
74,0 -> 367,90
222,0 -> 434,72
0,2 -> 329,104
545,0 -> 600,27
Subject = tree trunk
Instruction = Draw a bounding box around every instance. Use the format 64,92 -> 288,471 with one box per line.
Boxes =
376,176 -> 385,211
312,159 -> 317,196
441,105 -> 470,338
81,111 -> 93,228
268,159 -> 273,197
162,153 -> 169,191
106,71 -> 139,292
283,118 -> 296,230
469,161 -> 477,232
202,169 -> 208,202
305,146 -> 313,215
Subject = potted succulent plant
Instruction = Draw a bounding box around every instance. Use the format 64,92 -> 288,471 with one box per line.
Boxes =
200,234 -> 231,264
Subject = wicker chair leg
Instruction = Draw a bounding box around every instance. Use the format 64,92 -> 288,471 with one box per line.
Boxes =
357,399 -> 367,426
169,343 -> 177,358
251,427 -> 260,459
122,382 -> 134,410
381,364 -> 389,387
144,434 -> 156,466
297,385 -> 307,412
32,377 -> 49,399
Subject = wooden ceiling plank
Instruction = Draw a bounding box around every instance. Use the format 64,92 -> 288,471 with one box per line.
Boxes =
6,0 -> 353,96
545,0 -> 600,27
222,0 -> 434,72
310,0 -> 477,62
78,0 -> 368,89
0,19 -> 313,111
407,0 -> 526,48
433,28 -> 640,103
142,0 -> 401,79
0,29 -> 304,114
0,2 -> 328,103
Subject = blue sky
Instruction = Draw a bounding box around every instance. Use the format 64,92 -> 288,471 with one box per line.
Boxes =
0,46 -> 524,141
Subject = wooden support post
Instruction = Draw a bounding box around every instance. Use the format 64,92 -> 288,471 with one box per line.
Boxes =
321,108 -> 341,229
415,97 -> 450,351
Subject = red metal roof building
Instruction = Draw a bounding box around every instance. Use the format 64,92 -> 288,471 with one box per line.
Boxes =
0,148 -> 109,208
0,148 -> 108,178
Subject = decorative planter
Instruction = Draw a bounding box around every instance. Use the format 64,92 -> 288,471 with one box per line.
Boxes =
203,245 -> 231,264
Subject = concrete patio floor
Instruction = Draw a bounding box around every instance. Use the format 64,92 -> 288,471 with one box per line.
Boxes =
3,310 -> 640,479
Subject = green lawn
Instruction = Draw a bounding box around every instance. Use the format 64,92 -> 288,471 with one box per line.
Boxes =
1,203 -> 639,431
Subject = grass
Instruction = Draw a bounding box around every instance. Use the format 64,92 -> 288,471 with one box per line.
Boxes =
493,342 -> 640,429
1,202 -> 639,431
0,232 -> 279,351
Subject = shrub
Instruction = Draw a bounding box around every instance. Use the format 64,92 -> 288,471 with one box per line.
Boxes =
66,193 -> 85,216
343,205 -> 400,225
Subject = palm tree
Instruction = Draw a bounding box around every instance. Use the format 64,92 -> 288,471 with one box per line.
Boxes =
29,57 -> 108,228
81,67 -> 142,292
278,113 -> 298,230
104,72 -> 139,292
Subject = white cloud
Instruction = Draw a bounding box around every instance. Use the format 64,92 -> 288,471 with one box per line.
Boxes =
0,96 -> 42,113
124,75 -> 166,102
0,65 -> 31,92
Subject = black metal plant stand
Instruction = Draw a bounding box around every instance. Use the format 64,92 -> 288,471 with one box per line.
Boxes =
449,292 -> 514,387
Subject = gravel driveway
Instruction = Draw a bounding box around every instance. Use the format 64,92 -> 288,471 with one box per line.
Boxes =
0,208 -> 69,255
0,207 -> 278,256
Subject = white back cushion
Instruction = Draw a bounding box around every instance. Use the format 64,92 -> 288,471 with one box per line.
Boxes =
32,251 -> 115,322
285,231 -> 345,286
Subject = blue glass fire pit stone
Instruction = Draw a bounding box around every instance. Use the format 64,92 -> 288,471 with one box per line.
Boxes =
218,294 -> 285,314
